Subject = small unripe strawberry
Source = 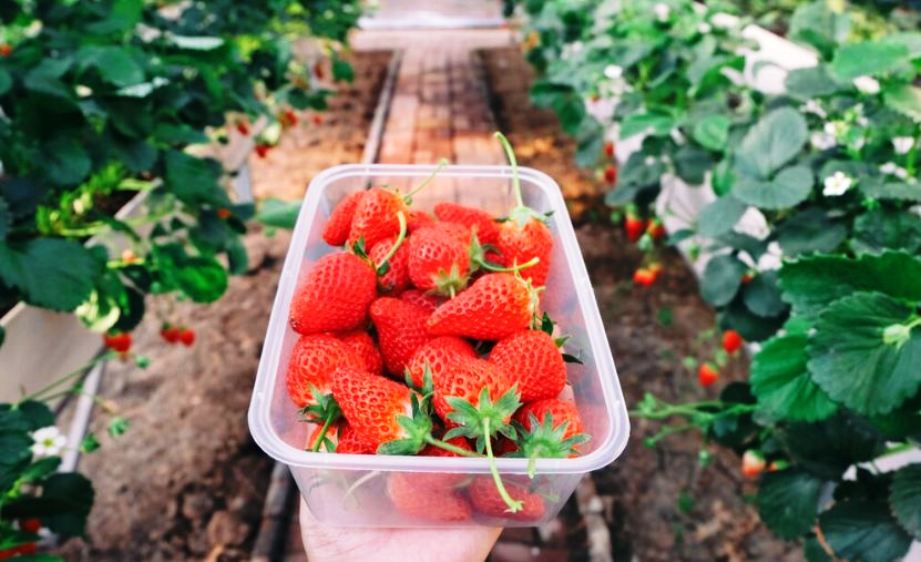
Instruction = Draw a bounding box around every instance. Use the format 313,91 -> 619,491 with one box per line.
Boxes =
604,141 -> 615,158
604,164 -> 618,184
646,218 -> 665,240
217,207 -> 232,219
160,325 -> 181,344
103,332 -> 132,353
742,450 -> 766,478
625,216 -> 645,242
741,272 -> 755,284
236,120 -> 250,136
768,459 -> 789,472
698,362 -> 719,387
0,44 -> 11,57
722,329 -> 743,354
313,61 -> 325,79
312,114 -> 322,126
179,328 -> 196,347
121,249 -> 139,264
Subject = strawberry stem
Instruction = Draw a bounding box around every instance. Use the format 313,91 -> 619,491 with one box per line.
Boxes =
375,211 -> 407,272
424,435 -> 482,458
405,158 -> 449,200
483,417 -> 524,513
494,132 -> 524,209
479,256 -> 540,273
310,408 -> 338,452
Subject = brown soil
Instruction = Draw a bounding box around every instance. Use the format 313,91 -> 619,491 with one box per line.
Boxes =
55,50 -> 390,562
480,47 -> 803,562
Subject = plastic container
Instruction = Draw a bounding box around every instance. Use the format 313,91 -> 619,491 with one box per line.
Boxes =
248,164 -> 630,527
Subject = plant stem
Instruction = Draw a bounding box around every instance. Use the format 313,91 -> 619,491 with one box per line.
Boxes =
375,211 -> 407,271
479,256 -> 540,273
18,353 -> 111,404
494,132 -> 523,208
311,409 -> 338,452
425,435 -> 482,458
405,158 -> 449,199
483,418 -> 524,513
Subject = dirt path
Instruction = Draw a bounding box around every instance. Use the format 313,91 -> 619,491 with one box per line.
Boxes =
56,50 -> 390,562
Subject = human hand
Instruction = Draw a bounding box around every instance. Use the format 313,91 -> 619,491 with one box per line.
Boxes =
298,497 -> 502,562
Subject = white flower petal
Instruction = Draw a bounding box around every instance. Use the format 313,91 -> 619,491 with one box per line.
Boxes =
893,136 -> 915,155
853,75 -> 881,95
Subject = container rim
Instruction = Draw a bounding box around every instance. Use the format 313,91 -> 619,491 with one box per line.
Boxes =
248,164 -> 630,475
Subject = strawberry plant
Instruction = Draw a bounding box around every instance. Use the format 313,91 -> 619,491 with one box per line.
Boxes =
509,0 -> 921,558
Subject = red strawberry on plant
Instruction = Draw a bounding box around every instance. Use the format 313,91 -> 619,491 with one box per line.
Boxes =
407,225 -> 472,296
369,235 -> 411,293
348,160 -> 447,249
492,132 -> 554,287
312,114 -> 322,126
646,218 -> 665,240
400,289 -> 442,313
722,329 -> 743,354
217,207 -> 232,220
313,60 -> 325,79
0,44 -> 11,57
604,164 -> 618,184
633,268 -> 656,287
468,476 -> 545,521
406,336 -> 477,389
160,324 -> 181,344
335,422 -> 376,454
489,330 -> 566,402
179,327 -> 195,347
323,191 -> 365,246
742,450 -> 766,478
624,212 -> 645,243
427,273 -> 541,341
236,120 -> 250,136
604,141 -> 615,158
370,297 -> 433,376
698,362 -> 719,387
513,398 -> 589,475
741,272 -> 755,284
434,202 -> 500,245
255,143 -> 270,158
338,330 -> 383,375
103,331 -> 132,353
18,519 -> 41,534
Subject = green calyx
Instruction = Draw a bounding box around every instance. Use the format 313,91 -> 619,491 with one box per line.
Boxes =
300,386 -> 341,453
429,262 -> 470,298
444,386 -> 522,448
377,393 -> 434,455
512,412 -> 591,478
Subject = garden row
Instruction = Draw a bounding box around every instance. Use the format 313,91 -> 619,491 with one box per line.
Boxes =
0,1 -> 361,558
506,1 -> 921,561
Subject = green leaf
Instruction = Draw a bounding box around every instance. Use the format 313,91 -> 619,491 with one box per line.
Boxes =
723,298 -> 787,342
174,256 -> 228,303
164,151 -> 228,207
0,67 -> 11,96
733,165 -> 813,210
700,255 -> 747,307
831,40 -> 910,81
890,464 -> 921,540
743,271 -> 787,318
776,208 -> 847,256
785,65 -> 845,100
779,251 -> 921,315
45,137 -> 91,186
735,107 -> 808,178
0,239 -> 101,311
781,414 -> 884,480
257,198 -> 301,230
852,207 -> 921,254
692,114 -> 731,151
751,334 -> 837,422
858,176 -> 921,201
85,0 -> 142,34
808,292 -> 921,416
883,83 -> 921,122
620,112 -> 674,139
756,469 -> 825,539
789,1 -> 850,57
332,57 -> 354,82
673,145 -> 713,185
79,46 -> 144,87
697,196 -> 747,237
820,500 -> 912,562
0,198 -> 9,241
804,535 -> 833,562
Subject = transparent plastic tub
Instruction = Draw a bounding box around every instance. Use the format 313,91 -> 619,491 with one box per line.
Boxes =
248,164 -> 630,527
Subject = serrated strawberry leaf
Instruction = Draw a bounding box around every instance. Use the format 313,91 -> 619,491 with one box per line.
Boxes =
819,500 -> 912,562
750,334 -> 837,422
889,464 -> 921,540
0,239 -> 103,311
756,468 -> 825,539
807,292 -> 921,416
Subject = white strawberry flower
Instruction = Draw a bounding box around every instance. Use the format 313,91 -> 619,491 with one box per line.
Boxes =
810,131 -> 836,151
824,121 -> 842,137
853,75 -> 881,95
823,171 -> 854,197
710,12 -> 737,29
604,64 -> 624,79
653,3 -> 670,21
892,136 -> 915,155
670,128 -> 686,146
31,426 -> 67,458
801,99 -> 826,118
644,155 -> 657,165
881,162 -> 910,180
697,22 -> 711,34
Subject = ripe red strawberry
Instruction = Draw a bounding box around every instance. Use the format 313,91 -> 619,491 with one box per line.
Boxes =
741,272 -> 755,284
646,218 -> 665,240
160,324 -> 181,344
494,220 -> 553,287
289,252 -> 377,335
604,164 -> 618,184
236,120 -> 250,136
217,207 -> 232,220
407,226 -> 471,295
286,334 -> 363,409
698,362 -> 719,387
407,209 -> 436,232
370,297 -> 433,376
604,141 -> 615,158
103,332 -> 132,353
633,268 -> 657,287
348,187 -> 409,249
179,328 -> 195,347
489,330 -> 566,402
335,422 -> 376,454
722,329 -> 743,354
18,519 -> 41,534
431,355 -> 512,422
313,60 -> 325,79
255,143 -> 270,158
742,450 -> 766,478
0,44 -> 11,57
280,108 -> 299,128
399,289 -> 442,313
625,215 -> 645,242
427,273 -> 539,341
514,399 -> 586,455
323,191 -> 365,246
312,114 -> 322,126
468,476 -> 545,521
369,235 -> 410,293
406,336 -> 477,389
434,202 -> 500,245
387,471 -> 471,522
331,367 -> 431,452
337,330 -> 383,375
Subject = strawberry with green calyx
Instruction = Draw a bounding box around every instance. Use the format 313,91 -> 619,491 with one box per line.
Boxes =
335,422 -> 376,455
646,218 -> 666,240
624,206 -> 646,243
493,132 -> 554,287
698,362 -> 719,387
370,297 -> 433,376
721,329 -> 743,354
407,225 -> 472,296
511,399 -> 589,478
348,159 -> 448,249
160,323 -> 181,344
427,271 -> 543,341
489,330 -> 567,402
400,289 -> 442,313
323,191 -> 365,246
444,386 -> 524,512
434,202 -> 500,245
405,336 -> 477,389
742,450 -> 766,478
103,331 -> 132,354
604,164 -> 618,184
